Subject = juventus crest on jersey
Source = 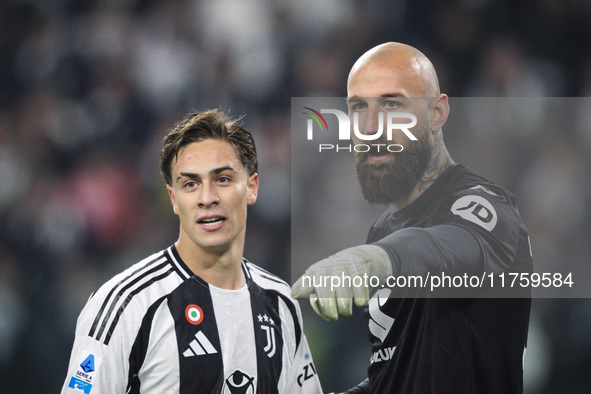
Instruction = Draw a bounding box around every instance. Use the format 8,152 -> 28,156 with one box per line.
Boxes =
62,245 -> 322,394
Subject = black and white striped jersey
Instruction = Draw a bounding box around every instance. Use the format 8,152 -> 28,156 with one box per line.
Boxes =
62,245 -> 322,394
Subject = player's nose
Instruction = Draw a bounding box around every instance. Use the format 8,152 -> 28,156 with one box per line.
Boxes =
355,108 -> 383,137
197,182 -> 220,208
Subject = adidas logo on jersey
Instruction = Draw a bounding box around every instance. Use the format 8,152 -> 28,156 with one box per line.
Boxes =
183,331 -> 217,357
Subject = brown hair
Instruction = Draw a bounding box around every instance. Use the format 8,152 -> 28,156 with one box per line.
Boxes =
160,110 -> 258,185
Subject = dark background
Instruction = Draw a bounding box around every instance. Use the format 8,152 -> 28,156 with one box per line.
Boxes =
1,0 -> 590,392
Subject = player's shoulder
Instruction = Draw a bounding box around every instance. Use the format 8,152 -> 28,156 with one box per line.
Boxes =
442,165 -> 525,233
92,249 -> 163,294
243,259 -> 292,299
75,247 -> 188,345
84,247 -> 185,313
449,164 -> 516,205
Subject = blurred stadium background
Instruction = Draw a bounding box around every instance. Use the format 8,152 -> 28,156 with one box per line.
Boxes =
0,0 -> 590,392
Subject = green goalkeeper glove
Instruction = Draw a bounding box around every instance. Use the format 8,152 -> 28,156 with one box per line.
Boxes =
291,244 -> 392,322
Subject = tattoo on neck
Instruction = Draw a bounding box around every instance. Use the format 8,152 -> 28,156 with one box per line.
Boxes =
417,135 -> 453,194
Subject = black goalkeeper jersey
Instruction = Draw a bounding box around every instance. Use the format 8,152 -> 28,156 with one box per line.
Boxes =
364,164 -> 532,394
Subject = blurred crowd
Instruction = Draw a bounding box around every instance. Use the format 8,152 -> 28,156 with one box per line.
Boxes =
0,0 -> 590,392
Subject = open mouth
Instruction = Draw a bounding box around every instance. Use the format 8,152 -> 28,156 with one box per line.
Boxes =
198,216 -> 226,227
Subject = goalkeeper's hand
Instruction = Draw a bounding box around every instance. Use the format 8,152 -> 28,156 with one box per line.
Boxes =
291,245 -> 392,322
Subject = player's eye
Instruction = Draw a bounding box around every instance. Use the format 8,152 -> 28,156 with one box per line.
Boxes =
217,176 -> 231,184
384,100 -> 401,109
183,181 -> 197,189
350,102 -> 367,111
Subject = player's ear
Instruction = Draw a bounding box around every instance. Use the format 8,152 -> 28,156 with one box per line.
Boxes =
247,172 -> 259,205
167,184 -> 178,215
430,94 -> 449,133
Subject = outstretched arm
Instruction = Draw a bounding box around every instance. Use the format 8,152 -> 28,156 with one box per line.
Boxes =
292,224 -> 482,322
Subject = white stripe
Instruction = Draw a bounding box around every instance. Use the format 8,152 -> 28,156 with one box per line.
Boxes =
276,299 -> 294,391
209,284 -> 257,383
195,331 -> 217,354
190,339 -> 206,355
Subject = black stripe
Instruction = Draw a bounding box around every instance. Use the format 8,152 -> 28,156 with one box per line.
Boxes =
127,296 -> 168,394
88,253 -> 166,337
94,261 -> 171,341
104,267 -> 175,345
245,262 -> 301,353
249,285 -> 282,394
171,277 -> 225,392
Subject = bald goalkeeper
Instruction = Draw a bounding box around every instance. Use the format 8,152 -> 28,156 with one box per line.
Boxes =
292,42 -> 532,393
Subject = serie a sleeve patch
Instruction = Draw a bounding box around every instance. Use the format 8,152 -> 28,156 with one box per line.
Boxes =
67,354 -> 96,393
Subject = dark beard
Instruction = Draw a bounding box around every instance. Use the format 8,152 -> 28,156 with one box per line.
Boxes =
355,137 -> 432,205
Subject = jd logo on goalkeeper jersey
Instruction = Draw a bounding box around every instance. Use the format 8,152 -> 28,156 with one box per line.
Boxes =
451,195 -> 497,231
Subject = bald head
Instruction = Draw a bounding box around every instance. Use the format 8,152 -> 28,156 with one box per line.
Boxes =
347,42 -> 441,98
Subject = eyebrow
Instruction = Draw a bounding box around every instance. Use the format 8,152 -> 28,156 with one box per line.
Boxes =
380,93 -> 406,98
346,93 -> 406,104
175,166 -> 238,182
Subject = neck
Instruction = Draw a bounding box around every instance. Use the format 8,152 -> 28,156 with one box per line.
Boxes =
390,132 -> 454,212
175,236 -> 245,290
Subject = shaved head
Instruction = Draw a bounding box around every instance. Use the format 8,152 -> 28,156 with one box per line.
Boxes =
347,42 -> 441,98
